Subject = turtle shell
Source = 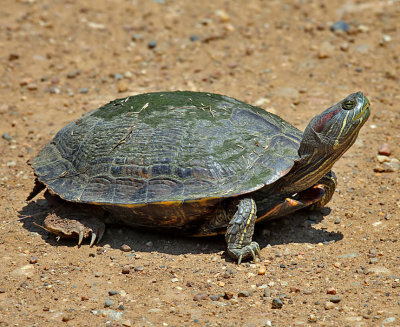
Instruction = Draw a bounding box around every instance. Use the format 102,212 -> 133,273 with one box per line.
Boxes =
32,91 -> 302,205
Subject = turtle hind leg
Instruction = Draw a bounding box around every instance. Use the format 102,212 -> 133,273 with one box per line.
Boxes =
225,198 -> 261,264
43,210 -> 105,247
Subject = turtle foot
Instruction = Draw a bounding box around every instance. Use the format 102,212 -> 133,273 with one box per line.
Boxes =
43,212 -> 105,247
227,241 -> 261,265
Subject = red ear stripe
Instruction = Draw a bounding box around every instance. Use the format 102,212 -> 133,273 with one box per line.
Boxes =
313,108 -> 340,133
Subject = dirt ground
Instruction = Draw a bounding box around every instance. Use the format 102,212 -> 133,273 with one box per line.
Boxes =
1,0 -> 400,326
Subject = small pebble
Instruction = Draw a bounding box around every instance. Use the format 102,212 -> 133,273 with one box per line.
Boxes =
238,291 -> 251,297
117,80 -> 128,93
104,298 -> 114,308
121,265 -> 130,274
377,155 -> 390,163
2,134 -> 12,141
326,287 -> 337,295
324,301 -> 335,310
271,298 -> 283,309
108,290 -> 118,296
210,294 -> 220,301
308,314 -> 317,322
67,70 -> 80,79
80,87 -> 89,94
189,35 -> 199,42
148,40 -> 157,49
121,244 -> 132,252
26,83 -> 38,91
49,87 -> 60,94
330,21 -> 349,32
62,314 -> 73,322
145,241 -> 153,247
29,256 -> 38,264
193,293 -> 208,301
383,159 -> 400,172
334,217 -> 341,224
223,292 -> 233,300
330,296 -> 341,303
215,9 -> 230,22
134,266 -> 144,272
258,266 -> 266,275
378,143 -> 391,156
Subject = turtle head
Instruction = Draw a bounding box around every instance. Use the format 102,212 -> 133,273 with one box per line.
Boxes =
299,91 -> 370,158
283,92 -> 370,193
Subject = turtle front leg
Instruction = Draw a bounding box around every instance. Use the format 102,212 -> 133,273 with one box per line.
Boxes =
43,211 -> 105,247
309,171 -> 337,210
225,198 -> 261,264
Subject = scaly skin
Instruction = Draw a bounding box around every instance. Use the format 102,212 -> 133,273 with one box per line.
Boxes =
225,198 -> 261,264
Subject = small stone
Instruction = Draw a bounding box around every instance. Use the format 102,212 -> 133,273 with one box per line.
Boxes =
62,314 -> 73,322
378,143 -> 391,156
210,294 -> 220,301
340,42 -> 349,51
108,290 -> 118,296
215,9 -> 230,22
271,298 -> 283,309
117,80 -> 129,93
383,159 -> 400,172
333,262 -> 341,268
318,41 -> 334,59
238,291 -> 251,297
104,298 -> 114,308
223,292 -> 233,300
29,256 -> 38,264
193,293 -> 208,301
334,217 -> 341,224
121,265 -> 130,274
189,35 -> 199,42
383,317 -> 396,324
67,70 -> 81,79
26,83 -> 38,91
134,266 -> 144,272
258,266 -> 266,275
326,287 -> 337,295
49,87 -> 60,94
80,87 -> 89,94
263,288 -> 271,298
121,244 -> 132,252
377,155 -> 390,163
9,53 -> 19,61
330,296 -> 341,303
145,241 -> 153,247
2,134 -> 12,141
324,301 -> 335,310
148,40 -> 157,49
254,98 -> 271,107
330,21 -> 349,32
308,314 -> 317,322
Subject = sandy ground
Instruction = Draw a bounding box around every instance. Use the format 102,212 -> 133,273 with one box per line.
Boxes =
1,0 -> 400,326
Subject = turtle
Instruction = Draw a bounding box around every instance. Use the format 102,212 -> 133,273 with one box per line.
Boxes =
27,91 -> 370,263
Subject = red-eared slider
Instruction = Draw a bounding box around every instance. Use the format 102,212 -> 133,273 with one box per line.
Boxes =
28,91 -> 370,263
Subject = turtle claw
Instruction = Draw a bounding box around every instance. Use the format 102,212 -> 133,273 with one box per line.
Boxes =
89,224 -> 105,247
228,241 -> 261,264
89,232 -> 97,247
78,230 -> 84,246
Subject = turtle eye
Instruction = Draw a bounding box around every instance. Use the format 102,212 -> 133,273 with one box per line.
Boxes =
341,99 -> 356,110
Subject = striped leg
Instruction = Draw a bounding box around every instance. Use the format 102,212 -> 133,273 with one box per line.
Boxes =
309,171 -> 337,210
225,198 -> 261,264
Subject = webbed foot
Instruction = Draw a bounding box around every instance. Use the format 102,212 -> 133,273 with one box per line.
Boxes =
225,198 -> 261,264
44,213 -> 105,247
227,242 -> 261,265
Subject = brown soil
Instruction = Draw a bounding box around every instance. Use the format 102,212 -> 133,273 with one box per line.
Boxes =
1,1 -> 400,326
